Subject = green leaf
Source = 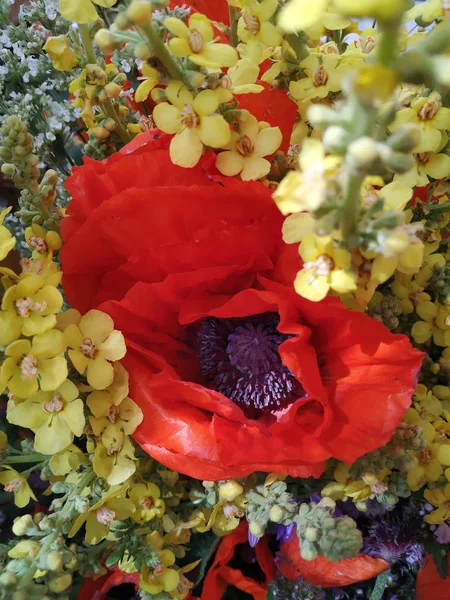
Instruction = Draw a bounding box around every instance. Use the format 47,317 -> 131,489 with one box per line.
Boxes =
369,570 -> 390,600
424,538 -> 450,579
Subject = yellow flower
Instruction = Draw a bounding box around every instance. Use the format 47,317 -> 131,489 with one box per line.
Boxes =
273,138 -> 340,214
7,380 -> 85,455
135,64 -> 159,103
411,300 -> 450,346
404,0 -> 443,23
216,112 -> 281,180
214,59 -> 264,103
278,0 -> 350,39
87,389 -> 143,436
395,151 -> 450,188
334,0 -> 407,21
289,54 -> 350,101
392,274 -> 430,314
129,482 -> 165,523
413,384 -> 443,420
390,92 -> 450,153
25,224 -> 62,258
165,14 -> 238,69
8,539 -> 40,559
424,484 -> 450,524
237,0 -> 282,47
49,444 -> 88,476
0,468 -> 37,508
153,82 -> 230,168
1,331 -> 67,397
65,309 -> 126,390
0,273 -> 64,346
69,495 -> 135,544
0,207 -> 16,261
140,550 -> 180,595
60,0 -> 118,24
43,36 -> 78,71
93,423 -> 137,485
294,234 -> 357,301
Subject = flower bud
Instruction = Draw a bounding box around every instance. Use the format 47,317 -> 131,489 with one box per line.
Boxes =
75,496 -> 90,513
134,41 -> 152,60
12,514 -> 33,536
304,526 -> 319,542
384,152 -> 415,174
104,82 -> 122,99
307,104 -> 337,128
48,573 -> 72,593
322,125 -> 350,154
1,163 -> 17,178
269,505 -> 285,523
0,572 -> 17,586
219,480 -> 243,501
347,137 -> 380,172
104,118 -> 117,132
94,29 -> 119,54
300,544 -> 318,561
388,124 -> 421,152
91,126 -> 110,140
127,1 -> 153,27
47,550 -> 63,571
249,521 -> 265,537
114,13 -> 131,30
361,472 -> 379,486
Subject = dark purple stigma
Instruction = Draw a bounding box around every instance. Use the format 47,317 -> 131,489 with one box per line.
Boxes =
197,312 -> 302,417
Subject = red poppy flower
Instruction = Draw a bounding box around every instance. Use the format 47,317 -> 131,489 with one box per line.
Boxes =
277,530 -> 389,588
60,131 -> 423,480
77,568 -> 139,600
416,555 -> 450,600
169,0 -> 230,24
199,521 -> 276,599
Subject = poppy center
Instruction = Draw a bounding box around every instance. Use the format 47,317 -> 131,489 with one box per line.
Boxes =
197,312 -> 302,417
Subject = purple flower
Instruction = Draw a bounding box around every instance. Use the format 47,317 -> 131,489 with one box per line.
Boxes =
275,522 -> 295,544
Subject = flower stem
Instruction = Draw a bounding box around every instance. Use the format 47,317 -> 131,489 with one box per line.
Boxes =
101,101 -> 132,144
228,4 -> 239,48
142,24 -> 187,83
341,174 -> 364,244
377,23 -> 399,67
4,453 -> 49,464
79,24 -> 96,64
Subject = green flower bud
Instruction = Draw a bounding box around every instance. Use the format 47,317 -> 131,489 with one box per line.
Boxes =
269,505 -> 285,523
75,497 -> 90,513
300,543 -> 318,561
114,13 -> 131,30
304,526 -> 319,542
384,152 -> 415,174
0,572 -> 18,587
94,29 -> 119,54
134,41 -> 152,61
47,551 -> 63,571
249,521 -> 265,537
127,1 -> 153,27
219,481 -> 243,501
322,126 -> 350,154
12,514 -> 34,536
0,147 -> 12,161
48,573 -> 72,593
347,137 -> 380,173
388,124 -> 421,152
1,163 -> 17,178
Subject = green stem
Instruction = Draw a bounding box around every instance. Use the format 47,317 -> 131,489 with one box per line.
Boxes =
418,19 -> 450,55
101,101 -> 132,144
4,453 -> 49,464
79,23 -> 96,64
142,24 -> 187,83
426,200 -> 450,215
369,570 -> 390,600
228,4 -> 239,48
286,33 -> 310,60
341,174 -> 364,243
377,23 -> 399,67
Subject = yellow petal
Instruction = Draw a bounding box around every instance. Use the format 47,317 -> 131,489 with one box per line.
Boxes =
80,310 -> 114,345
34,416 -> 73,454
198,115 -> 230,148
371,256 -> 397,283
188,13 -> 214,43
135,78 -> 157,103
170,128 -> 203,168
39,356 -> 68,391
98,330 -> 126,361
436,445 -> 450,467
425,153 -> 450,180
330,269 -> 357,294
193,90 -> 219,117
191,44 -> 238,69
164,17 -> 189,38
278,0 -> 328,32
62,399 -> 86,437
87,356 -> 115,390
165,81 -> 193,109
216,151 -> 245,176
241,156 -> 271,181
282,213 -> 315,244
168,37 -> 191,58
153,103 -> 182,135
294,269 -> 329,301
253,126 -> 282,157
60,0 -> 98,23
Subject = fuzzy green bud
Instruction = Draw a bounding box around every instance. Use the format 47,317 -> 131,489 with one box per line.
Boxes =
269,504 -> 285,523
300,543 -> 318,561
307,104 -> 338,128
304,526 -> 319,542
47,551 -> 63,571
12,514 -> 34,536
127,1 -> 153,26
249,521 -> 265,537
91,126 -> 111,140
0,572 -> 17,587
134,41 -> 152,60
104,118 -> 117,132
114,13 -> 131,30
347,137 -> 380,173
384,152 -> 415,174
48,573 -> 72,593
94,29 -> 119,54
1,163 -> 17,178
219,481 -> 243,501
322,126 -> 350,154
388,124 -> 421,152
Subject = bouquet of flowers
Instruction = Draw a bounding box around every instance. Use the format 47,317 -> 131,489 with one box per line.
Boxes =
1,0 -> 450,597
